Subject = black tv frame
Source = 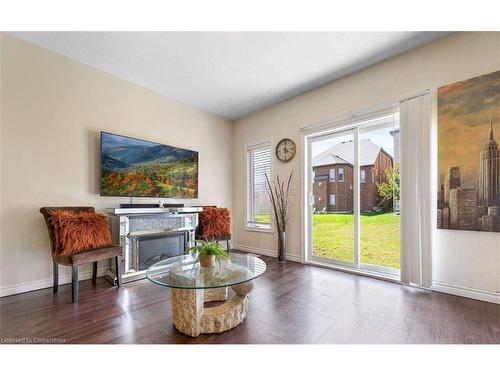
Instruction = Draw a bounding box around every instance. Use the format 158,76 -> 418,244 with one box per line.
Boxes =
99,131 -> 199,199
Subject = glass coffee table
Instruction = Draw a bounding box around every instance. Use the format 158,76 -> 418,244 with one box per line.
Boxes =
146,253 -> 266,337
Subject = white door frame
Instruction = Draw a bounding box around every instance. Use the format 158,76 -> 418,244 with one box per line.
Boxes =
301,105 -> 401,280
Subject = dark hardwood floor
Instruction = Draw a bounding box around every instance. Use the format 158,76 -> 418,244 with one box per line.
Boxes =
1,254 -> 499,344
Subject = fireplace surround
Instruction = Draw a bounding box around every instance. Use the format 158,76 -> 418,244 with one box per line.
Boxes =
105,207 -> 201,284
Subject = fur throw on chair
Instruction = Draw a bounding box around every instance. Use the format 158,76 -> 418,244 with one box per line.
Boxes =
199,207 -> 231,238
49,210 -> 112,255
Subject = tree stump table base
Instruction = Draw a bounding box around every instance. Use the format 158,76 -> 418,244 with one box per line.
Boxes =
171,281 -> 254,337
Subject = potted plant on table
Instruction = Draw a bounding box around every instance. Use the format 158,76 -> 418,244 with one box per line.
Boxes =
188,240 -> 231,267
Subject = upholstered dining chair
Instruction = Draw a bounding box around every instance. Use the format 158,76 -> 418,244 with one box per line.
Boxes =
40,207 -> 123,303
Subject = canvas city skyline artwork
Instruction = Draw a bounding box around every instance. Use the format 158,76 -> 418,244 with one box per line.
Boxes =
437,70 -> 500,232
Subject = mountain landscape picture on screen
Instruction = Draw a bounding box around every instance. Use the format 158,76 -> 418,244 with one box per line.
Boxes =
100,132 -> 198,198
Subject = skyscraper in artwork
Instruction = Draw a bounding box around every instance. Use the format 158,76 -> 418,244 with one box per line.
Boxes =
479,117 -> 500,207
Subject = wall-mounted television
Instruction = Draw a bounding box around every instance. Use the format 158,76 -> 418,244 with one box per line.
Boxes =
100,132 -> 198,198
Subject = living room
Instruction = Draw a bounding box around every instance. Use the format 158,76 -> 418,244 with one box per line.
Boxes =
1,1 -> 499,373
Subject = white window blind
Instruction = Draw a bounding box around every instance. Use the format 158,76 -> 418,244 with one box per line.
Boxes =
246,142 -> 272,230
400,92 -> 432,288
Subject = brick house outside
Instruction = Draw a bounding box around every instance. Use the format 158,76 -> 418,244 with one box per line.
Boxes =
312,139 -> 393,213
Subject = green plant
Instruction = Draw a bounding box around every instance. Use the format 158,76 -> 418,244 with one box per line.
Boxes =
377,163 -> 400,202
187,240 -> 230,266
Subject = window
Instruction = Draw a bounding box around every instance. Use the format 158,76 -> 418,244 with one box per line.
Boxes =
360,169 -> 366,183
338,167 -> 345,182
246,141 -> 272,230
329,168 -> 336,182
329,194 -> 336,206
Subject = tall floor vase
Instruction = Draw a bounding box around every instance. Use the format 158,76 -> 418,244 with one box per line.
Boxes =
277,231 -> 286,263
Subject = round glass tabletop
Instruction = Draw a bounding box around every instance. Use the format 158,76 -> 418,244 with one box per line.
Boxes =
146,253 -> 267,289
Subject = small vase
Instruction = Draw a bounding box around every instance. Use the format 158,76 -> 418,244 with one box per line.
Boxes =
200,255 -> 216,267
277,230 -> 286,263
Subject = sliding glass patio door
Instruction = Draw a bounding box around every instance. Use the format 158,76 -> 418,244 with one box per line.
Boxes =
305,109 -> 400,277
310,129 -> 356,266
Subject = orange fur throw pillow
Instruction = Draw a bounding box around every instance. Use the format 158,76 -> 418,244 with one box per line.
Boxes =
49,210 -> 112,255
199,207 -> 230,238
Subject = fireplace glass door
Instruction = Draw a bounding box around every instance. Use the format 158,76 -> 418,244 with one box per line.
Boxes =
135,231 -> 187,271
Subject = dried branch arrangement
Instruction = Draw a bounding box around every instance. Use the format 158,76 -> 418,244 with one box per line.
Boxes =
264,171 -> 293,233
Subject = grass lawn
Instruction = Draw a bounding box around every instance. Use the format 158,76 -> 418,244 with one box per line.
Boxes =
254,214 -> 271,223
313,212 -> 400,269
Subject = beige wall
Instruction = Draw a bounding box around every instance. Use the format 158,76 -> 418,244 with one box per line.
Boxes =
232,32 -> 500,300
0,34 -> 233,295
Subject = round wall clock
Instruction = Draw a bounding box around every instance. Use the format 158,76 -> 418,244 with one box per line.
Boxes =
276,138 -> 296,162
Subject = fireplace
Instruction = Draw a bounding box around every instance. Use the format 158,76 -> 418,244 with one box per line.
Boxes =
106,208 -> 200,284
136,231 -> 188,271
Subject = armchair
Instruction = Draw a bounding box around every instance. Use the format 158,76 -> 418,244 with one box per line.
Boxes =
40,207 -> 123,302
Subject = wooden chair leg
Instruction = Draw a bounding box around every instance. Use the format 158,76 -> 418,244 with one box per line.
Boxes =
53,261 -> 59,293
92,261 -> 98,284
71,266 -> 79,303
115,256 -> 121,287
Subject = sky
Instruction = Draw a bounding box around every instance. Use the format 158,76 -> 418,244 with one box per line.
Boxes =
103,132 -> 158,148
312,127 -> 397,158
438,70 -> 500,188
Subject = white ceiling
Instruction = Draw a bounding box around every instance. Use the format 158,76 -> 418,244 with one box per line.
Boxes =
11,32 -> 449,120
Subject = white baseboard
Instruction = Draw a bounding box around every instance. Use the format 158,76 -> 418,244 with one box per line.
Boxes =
0,267 -> 110,298
432,281 -> 500,305
233,243 -> 303,263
